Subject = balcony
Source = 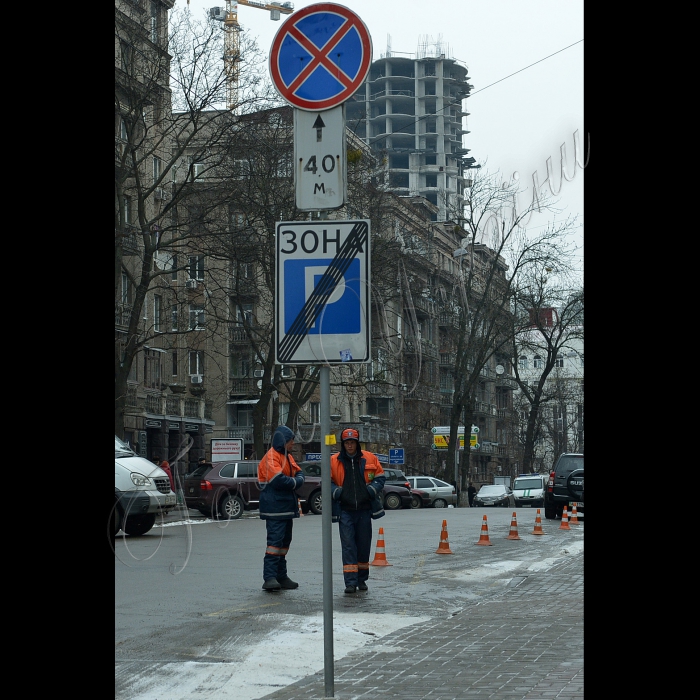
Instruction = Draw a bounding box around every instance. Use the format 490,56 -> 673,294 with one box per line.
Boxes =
438,313 -> 459,329
439,352 -> 456,366
404,338 -> 439,362
125,390 -> 206,421
229,325 -> 254,344
230,378 -> 259,395
410,295 -> 436,316
367,380 -> 393,397
405,384 -> 441,402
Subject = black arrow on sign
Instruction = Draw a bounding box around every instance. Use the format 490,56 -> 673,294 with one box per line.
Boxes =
313,114 -> 325,142
278,220 -> 368,363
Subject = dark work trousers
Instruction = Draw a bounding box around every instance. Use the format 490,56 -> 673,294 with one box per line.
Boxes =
263,518 -> 293,582
338,508 -> 372,587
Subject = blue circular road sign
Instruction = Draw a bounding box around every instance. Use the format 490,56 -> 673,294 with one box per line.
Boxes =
269,2 -> 372,111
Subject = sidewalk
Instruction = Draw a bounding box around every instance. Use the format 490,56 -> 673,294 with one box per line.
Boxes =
259,552 -> 583,700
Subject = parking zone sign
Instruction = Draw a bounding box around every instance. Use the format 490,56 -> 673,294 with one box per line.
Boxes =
276,219 -> 370,364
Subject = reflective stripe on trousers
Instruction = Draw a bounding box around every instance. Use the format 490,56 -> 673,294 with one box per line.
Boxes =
264,519 -> 293,582
338,508 -> 372,586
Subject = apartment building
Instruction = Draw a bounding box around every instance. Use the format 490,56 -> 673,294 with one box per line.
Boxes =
345,37 -> 476,224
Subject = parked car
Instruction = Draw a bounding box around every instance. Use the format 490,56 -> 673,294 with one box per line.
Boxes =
512,474 -> 547,508
183,460 -> 323,519
405,476 -> 457,508
409,489 -> 432,509
473,484 -> 515,508
544,453 -> 584,520
382,483 -> 413,510
114,435 -> 176,537
381,467 -> 412,490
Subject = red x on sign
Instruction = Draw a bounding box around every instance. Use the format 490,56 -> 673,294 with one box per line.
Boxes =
269,3 -> 372,111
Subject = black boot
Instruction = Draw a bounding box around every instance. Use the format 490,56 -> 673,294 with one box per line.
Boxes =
262,578 -> 281,591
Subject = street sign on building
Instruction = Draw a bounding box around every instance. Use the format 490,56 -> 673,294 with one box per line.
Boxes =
269,3 -> 372,111
211,438 -> 243,462
389,448 -> 404,464
275,219 -> 371,365
294,105 -> 346,210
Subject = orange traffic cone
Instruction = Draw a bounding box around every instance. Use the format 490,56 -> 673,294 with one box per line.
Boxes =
505,512 -> 521,540
475,515 -> 493,545
435,519 -> 454,554
569,502 -> 580,524
370,527 -> 392,566
559,506 -> 571,530
532,509 -> 545,535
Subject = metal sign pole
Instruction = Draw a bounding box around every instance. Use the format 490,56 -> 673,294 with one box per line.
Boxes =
320,364 -> 334,697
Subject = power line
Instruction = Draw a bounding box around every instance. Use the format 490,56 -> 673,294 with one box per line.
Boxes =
353,39 -> 583,149
469,40 -> 583,97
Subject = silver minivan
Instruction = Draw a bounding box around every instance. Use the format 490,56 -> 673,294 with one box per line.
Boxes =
512,474 -> 547,508
114,436 -> 176,536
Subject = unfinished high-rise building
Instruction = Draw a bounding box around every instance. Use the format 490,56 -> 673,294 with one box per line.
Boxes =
346,36 -> 476,223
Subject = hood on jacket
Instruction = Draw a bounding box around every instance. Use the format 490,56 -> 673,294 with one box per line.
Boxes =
272,425 -> 295,452
338,439 -> 362,459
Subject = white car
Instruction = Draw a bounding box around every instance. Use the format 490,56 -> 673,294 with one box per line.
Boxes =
512,474 -> 547,508
405,476 -> 457,508
114,435 -> 176,537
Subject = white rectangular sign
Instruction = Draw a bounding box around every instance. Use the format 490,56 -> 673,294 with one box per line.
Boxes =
276,219 -> 371,365
294,105 -> 346,211
211,438 -> 243,462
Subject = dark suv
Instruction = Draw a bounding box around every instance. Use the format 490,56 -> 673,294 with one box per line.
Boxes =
544,453 -> 584,519
381,467 -> 411,490
184,460 -> 323,519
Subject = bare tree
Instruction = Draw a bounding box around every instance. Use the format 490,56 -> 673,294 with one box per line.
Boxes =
510,280 -> 584,472
440,167 -> 580,493
114,6 -> 274,437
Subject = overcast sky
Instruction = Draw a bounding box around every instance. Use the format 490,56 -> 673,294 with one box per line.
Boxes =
179,1 -> 584,276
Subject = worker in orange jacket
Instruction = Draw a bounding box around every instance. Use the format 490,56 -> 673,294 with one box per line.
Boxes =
330,428 -> 386,594
258,425 -> 305,591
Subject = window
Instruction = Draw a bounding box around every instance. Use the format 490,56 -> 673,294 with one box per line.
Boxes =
367,347 -> 387,380
150,1 -> 159,42
189,350 -> 204,375
171,304 -> 178,331
153,156 -> 162,182
121,273 -> 131,305
518,356 -> 528,370
120,40 -> 132,73
191,163 -> 204,181
280,365 -> 292,378
122,195 -> 133,226
189,304 -> 205,330
555,356 -> 564,368
231,212 -> 245,230
171,351 -> 178,377
144,348 -> 163,389
237,303 -> 254,325
279,402 -> 290,425
189,255 -> 205,281
171,254 -> 178,280
154,295 -> 162,332
310,402 -> 320,423
120,118 -> 128,141
533,355 -> 543,369
230,354 -> 251,377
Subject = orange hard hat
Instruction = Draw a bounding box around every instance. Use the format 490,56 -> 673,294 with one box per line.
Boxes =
341,428 -> 360,442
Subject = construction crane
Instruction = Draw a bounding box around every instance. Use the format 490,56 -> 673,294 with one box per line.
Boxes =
206,2 -> 295,111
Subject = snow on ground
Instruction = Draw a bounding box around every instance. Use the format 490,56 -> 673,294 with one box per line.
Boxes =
124,611 -> 429,700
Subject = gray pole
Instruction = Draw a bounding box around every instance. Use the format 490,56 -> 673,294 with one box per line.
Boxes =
320,365 -> 334,697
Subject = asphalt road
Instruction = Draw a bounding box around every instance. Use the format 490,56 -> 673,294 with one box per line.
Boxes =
115,505 -> 583,699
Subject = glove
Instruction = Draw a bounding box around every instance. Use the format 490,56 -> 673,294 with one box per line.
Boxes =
333,487 -> 343,501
